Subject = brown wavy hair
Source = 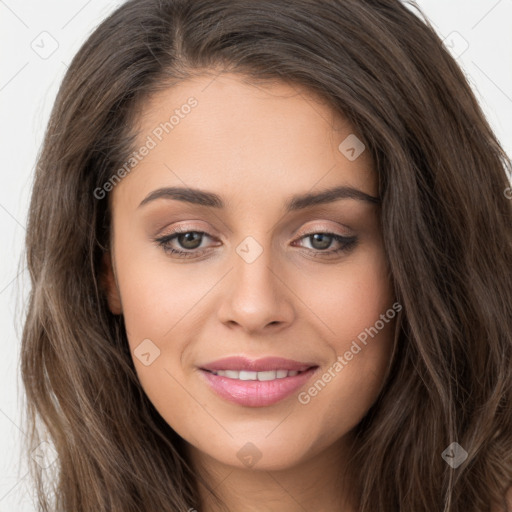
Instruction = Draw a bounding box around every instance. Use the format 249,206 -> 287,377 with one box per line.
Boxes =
21,0 -> 512,510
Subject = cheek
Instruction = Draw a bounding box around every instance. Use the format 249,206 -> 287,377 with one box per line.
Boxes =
300,242 -> 394,348
292,244 -> 396,420
113,233 -> 204,345
112,240 -> 203,416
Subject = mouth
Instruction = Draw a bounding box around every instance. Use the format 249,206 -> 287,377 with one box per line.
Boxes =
198,359 -> 320,407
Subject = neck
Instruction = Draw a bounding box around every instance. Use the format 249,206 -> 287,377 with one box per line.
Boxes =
185,432 -> 360,512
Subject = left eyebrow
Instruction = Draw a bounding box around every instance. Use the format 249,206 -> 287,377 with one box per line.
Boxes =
137,185 -> 380,210
286,185 -> 380,210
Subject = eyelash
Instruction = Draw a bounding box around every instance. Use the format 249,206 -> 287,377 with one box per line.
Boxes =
154,228 -> 358,259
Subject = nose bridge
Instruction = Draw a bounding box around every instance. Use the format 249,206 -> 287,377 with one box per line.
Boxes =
233,233 -> 280,302
216,232 -> 294,331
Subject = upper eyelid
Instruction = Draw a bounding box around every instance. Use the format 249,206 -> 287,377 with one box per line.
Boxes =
158,226 -> 352,240
158,218 -> 354,237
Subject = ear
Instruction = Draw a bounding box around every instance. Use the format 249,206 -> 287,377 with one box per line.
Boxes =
100,251 -> 122,315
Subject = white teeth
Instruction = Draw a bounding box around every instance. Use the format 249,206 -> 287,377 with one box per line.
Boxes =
257,370 -> 277,381
239,371 -> 257,380
211,369 -> 305,380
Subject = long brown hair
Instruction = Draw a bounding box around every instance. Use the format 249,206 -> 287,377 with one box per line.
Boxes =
21,0 -> 512,510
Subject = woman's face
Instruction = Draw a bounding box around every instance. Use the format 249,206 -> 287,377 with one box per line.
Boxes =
103,72 -> 397,473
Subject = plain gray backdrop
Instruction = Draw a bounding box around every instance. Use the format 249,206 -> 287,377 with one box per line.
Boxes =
1,0 -> 511,510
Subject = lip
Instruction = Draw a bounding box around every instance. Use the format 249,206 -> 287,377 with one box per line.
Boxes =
198,356 -> 319,407
200,356 -> 317,373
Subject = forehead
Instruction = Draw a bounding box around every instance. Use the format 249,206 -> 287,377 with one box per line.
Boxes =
112,72 -> 376,212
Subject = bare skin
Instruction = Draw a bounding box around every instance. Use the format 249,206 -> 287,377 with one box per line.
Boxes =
102,72 -> 398,512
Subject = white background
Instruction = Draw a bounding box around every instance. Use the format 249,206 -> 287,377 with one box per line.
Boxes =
1,1 -> 511,509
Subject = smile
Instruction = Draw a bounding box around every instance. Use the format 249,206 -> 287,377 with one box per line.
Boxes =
205,369 -> 305,380
199,366 -> 319,407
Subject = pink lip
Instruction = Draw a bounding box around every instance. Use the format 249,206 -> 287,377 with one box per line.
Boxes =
200,356 -> 317,372
198,357 -> 319,407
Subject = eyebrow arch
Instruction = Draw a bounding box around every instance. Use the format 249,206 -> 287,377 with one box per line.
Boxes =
138,185 -> 380,211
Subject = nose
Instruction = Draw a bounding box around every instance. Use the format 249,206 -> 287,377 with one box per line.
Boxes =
216,241 -> 295,334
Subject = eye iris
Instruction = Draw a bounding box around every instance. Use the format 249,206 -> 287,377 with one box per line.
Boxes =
178,232 -> 202,249
310,233 -> 332,250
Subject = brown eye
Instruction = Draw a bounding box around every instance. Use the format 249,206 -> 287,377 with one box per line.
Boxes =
175,232 -> 203,250
154,230 -> 215,258
294,232 -> 358,256
308,233 -> 334,250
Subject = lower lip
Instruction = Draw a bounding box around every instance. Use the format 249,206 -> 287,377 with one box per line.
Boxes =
199,367 -> 318,407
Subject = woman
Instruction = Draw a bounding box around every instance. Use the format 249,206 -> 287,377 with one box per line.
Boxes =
21,0 -> 512,510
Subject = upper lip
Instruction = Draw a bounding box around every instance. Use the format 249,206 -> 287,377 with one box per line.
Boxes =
200,356 -> 318,373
